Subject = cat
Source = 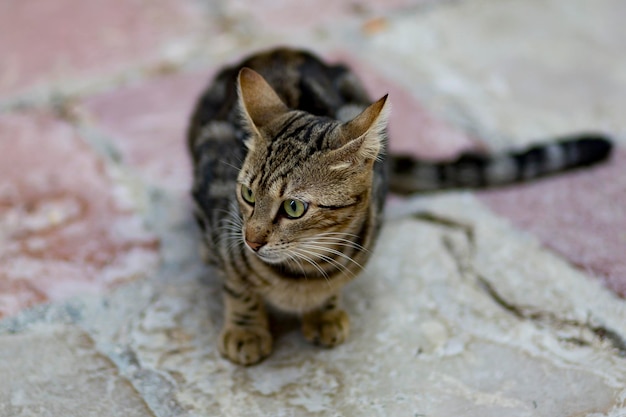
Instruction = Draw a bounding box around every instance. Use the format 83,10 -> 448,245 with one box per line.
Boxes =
187,47 -> 612,365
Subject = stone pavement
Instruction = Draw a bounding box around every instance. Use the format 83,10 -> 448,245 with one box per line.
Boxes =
1,0 -> 625,416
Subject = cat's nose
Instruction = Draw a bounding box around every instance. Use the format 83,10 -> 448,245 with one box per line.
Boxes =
245,239 -> 265,252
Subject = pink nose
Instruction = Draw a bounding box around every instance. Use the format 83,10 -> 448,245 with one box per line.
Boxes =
245,239 -> 265,252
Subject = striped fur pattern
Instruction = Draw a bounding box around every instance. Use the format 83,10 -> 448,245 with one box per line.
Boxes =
390,134 -> 612,194
188,47 -> 613,365
189,48 -> 388,365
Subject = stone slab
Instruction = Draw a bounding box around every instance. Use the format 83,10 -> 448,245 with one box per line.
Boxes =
1,0 -> 625,414
0,0 -> 203,98
2,194 -> 625,416
223,0 -> 431,34
357,0 -> 626,295
79,70 -> 214,194
0,112 -> 159,319
479,147 -> 626,297
361,0 -> 626,145
0,325 -> 154,417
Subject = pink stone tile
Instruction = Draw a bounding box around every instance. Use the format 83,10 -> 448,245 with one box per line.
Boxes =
80,70 -> 215,194
0,0 -> 202,97
479,146 -> 626,297
0,112 -> 160,318
328,52 -> 479,159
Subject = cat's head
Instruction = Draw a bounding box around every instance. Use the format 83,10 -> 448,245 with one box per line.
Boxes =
235,68 -> 389,269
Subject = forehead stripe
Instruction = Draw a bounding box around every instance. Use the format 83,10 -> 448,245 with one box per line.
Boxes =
273,113 -> 306,140
257,114 -> 307,186
315,122 -> 335,151
259,140 -> 295,186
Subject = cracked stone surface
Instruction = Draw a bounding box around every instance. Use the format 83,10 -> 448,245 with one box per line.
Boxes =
1,0 -> 625,415
2,195 -> 625,416
357,0 -> 626,294
0,325 -> 154,417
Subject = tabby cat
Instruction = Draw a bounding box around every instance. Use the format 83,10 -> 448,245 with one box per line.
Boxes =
188,47 -> 612,365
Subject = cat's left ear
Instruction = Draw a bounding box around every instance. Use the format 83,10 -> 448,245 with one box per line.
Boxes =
238,68 -> 289,134
333,95 -> 390,165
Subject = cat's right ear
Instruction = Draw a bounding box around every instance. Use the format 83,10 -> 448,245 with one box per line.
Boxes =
238,68 -> 289,140
330,95 -> 390,168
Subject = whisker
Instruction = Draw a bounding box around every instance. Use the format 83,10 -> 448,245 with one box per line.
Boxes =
283,249 -> 307,278
302,231 -> 368,252
217,224 -> 242,234
299,243 -> 364,270
218,160 -> 242,171
295,247 -> 355,280
216,214 -> 244,254
314,231 -> 362,240
301,237 -> 368,253
217,233 -> 243,254
291,250 -> 330,285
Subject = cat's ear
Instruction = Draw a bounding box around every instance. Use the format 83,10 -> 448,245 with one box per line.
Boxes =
332,95 -> 390,166
238,68 -> 289,132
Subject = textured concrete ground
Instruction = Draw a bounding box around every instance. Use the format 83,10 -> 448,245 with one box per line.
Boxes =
1,0 -> 625,416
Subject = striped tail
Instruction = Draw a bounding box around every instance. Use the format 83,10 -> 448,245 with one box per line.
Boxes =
389,133 -> 613,194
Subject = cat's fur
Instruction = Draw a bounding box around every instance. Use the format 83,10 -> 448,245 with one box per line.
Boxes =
188,47 -> 612,365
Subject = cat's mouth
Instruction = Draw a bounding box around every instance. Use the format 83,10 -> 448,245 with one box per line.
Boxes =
249,248 -> 286,265
252,245 -> 317,267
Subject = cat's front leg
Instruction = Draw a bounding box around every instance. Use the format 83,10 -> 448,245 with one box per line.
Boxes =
218,282 -> 272,365
301,293 -> 350,347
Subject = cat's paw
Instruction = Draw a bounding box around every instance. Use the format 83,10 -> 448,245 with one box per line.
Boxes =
219,325 -> 273,365
302,309 -> 350,347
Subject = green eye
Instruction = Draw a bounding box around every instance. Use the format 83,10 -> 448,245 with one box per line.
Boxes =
241,185 -> 255,204
282,199 -> 308,219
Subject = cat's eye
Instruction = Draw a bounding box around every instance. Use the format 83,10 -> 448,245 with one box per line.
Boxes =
241,185 -> 255,204
282,199 -> 308,219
